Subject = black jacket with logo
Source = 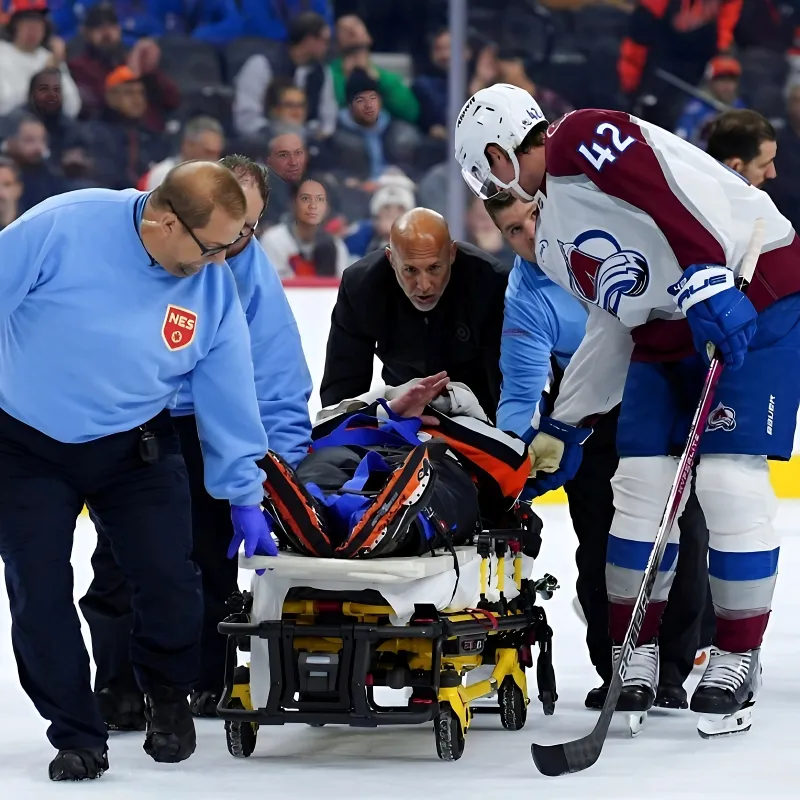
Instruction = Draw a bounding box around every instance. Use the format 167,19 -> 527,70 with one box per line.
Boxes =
320,243 -> 510,420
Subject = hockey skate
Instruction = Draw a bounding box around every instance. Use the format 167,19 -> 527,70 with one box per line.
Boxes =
690,646 -> 762,739
613,642 -> 659,736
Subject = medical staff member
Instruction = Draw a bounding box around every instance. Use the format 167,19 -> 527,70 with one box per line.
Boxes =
486,190 -> 710,712
0,161 -> 274,782
82,156 -> 314,726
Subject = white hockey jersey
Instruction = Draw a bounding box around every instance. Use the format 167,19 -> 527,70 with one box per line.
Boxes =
532,108 -> 800,426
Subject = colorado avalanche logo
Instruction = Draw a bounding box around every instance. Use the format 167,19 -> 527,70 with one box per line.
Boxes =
706,402 -> 736,432
558,230 -> 649,316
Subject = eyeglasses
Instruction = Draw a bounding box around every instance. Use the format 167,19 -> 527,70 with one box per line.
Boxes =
168,201 -> 237,257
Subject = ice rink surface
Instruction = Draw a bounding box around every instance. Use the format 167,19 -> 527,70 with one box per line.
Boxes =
0,502 -> 798,799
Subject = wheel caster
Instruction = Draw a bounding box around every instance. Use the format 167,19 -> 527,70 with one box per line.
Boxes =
434,703 -> 465,761
225,699 -> 258,758
498,677 -> 528,730
539,690 -> 556,716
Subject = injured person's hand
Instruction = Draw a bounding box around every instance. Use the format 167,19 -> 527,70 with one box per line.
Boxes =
387,371 -> 449,425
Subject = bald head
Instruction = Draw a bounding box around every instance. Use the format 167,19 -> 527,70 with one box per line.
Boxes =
389,207 -> 451,254
386,207 -> 455,311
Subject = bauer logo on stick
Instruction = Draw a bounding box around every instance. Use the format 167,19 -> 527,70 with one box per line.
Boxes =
706,402 -> 737,432
162,305 -> 198,351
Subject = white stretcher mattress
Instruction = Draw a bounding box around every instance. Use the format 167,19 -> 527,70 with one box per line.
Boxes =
239,548 -> 535,710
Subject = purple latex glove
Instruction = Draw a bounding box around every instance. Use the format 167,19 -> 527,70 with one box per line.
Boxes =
228,505 -> 278,560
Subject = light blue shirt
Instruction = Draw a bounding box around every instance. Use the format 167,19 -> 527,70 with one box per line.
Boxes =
497,255 -> 588,440
0,188 -> 268,506
171,237 -> 313,468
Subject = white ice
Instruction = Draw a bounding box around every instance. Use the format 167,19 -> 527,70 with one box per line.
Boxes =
0,504 -> 798,798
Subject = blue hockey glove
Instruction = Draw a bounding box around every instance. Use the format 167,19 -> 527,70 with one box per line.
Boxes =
668,264 -> 757,370
526,417 -> 592,498
227,505 -> 278,560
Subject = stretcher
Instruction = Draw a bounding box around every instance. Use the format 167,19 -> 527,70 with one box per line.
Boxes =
216,508 -> 560,761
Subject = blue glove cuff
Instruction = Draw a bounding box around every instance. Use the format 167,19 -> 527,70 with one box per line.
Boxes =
538,416 -> 593,445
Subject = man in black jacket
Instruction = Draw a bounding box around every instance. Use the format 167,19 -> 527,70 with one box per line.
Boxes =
320,207 -> 509,419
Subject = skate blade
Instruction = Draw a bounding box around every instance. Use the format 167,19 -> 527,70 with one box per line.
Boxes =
628,711 -> 647,737
697,706 -> 753,739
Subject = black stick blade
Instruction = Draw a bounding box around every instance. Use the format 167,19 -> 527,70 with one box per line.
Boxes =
531,732 -> 604,776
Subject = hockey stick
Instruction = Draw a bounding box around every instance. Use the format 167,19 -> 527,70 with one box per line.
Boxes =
531,218 -> 766,777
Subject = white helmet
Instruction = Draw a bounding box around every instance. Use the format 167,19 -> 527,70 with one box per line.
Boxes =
454,83 -> 546,202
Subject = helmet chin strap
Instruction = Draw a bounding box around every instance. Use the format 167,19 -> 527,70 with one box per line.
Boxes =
497,150 -> 535,202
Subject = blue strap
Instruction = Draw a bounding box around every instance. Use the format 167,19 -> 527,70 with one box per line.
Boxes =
312,399 -> 423,451
306,450 -> 393,544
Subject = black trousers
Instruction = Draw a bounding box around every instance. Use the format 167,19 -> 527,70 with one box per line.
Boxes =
81,413 -> 235,695
0,408 -> 201,751
564,407 -> 713,686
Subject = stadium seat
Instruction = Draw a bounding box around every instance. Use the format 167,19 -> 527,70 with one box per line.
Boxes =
222,36 -> 285,83
156,35 -> 223,90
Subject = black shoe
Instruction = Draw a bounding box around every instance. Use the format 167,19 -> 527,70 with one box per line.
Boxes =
654,682 -> 688,709
48,747 -> 109,781
189,689 -> 220,718
584,684 -> 609,709
143,687 -> 196,764
95,687 -> 146,732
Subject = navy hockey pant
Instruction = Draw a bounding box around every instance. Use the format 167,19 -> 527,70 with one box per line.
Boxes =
82,413 -> 236,695
0,408 -> 201,751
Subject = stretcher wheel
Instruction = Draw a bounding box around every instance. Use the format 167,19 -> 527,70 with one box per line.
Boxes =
498,677 -> 528,731
225,699 -> 258,758
434,704 -> 465,761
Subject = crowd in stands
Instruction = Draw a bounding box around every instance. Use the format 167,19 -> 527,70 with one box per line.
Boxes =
1,0 -> 800,277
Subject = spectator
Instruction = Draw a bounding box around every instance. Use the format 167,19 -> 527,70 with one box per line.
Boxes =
259,177 -> 350,278
0,156 -> 22,230
267,79 -> 309,130
87,66 -> 167,189
674,56 -> 746,147
239,0 -> 332,42
412,28 -> 497,139
617,0 -> 743,129
767,80 -> 800,232
0,0 -> 81,118
329,69 -> 421,187
0,110 -> 66,211
344,177 -> 415,258
496,48 -> 573,123
139,116 -> 225,191
264,125 -> 308,223
232,11 -> 336,139
68,5 -> 180,133
706,109 -> 777,188
53,0 -> 244,46
330,14 -> 419,124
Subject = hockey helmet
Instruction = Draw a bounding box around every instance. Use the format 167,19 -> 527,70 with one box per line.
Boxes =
454,83 -> 546,202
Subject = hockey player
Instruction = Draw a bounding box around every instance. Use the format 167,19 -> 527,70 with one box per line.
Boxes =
262,372 -> 531,560
455,84 -> 800,737
486,190 -> 711,711
80,156 -> 313,727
